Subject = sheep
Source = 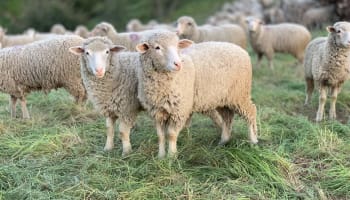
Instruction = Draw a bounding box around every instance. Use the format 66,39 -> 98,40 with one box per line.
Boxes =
176,16 -> 247,49
0,35 -> 87,118
246,17 -> 311,69
89,22 -> 145,51
126,19 -> 149,32
0,27 -> 35,48
136,31 -> 257,157
304,22 -> 350,122
302,5 -> 335,29
50,24 -> 67,35
74,25 -> 89,38
69,37 -> 143,156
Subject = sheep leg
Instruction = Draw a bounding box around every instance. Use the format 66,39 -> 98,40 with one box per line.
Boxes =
216,108 -> 234,145
184,113 -> 193,129
304,78 -> 314,105
329,86 -> 339,120
256,53 -> 263,68
20,97 -> 30,119
235,102 -> 258,144
156,122 -> 166,158
119,120 -> 133,156
9,95 -> 17,118
316,87 -> 327,122
104,117 -> 116,151
203,110 -> 223,128
167,123 -> 183,157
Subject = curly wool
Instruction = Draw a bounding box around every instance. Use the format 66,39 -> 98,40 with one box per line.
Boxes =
0,35 -> 86,102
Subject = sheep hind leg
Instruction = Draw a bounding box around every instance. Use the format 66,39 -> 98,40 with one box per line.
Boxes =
256,53 -> 263,68
9,95 -> 17,118
304,78 -> 314,106
119,120 -> 133,156
236,101 -> 258,144
20,97 -> 30,119
216,107 -> 234,145
329,86 -> 339,120
203,110 -> 223,129
316,87 -> 327,122
104,116 -> 117,151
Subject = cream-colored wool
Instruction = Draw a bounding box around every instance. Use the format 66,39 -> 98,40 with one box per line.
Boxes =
71,37 -> 143,156
176,16 -> 247,49
0,35 -> 87,119
0,27 -> 35,48
74,25 -> 89,38
50,24 -> 67,35
246,17 -> 311,69
137,31 -> 257,158
304,22 -> 350,122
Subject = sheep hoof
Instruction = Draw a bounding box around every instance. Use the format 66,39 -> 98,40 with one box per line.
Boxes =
122,146 -> 132,157
103,145 -> 114,151
250,138 -> 258,144
218,140 -> 230,146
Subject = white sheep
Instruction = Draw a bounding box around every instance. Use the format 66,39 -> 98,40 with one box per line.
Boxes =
176,16 -> 247,49
69,36 -> 223,156
302,5 -> 335,29
0,35 -> 87,118
136,31 -> 257,157
74,25 -> 89,38
304,22 -> 350,122
0,27 -> 35,48
246,17 -> 311,69
69,37 -> 142,156
50,24 -> 67,35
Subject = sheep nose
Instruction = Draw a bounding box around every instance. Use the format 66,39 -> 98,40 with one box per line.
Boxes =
174,61 -> 182,71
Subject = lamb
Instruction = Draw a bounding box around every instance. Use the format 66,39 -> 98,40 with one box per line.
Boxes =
0,35 -> 87,118
304,22 -> 350,122
246,17 -> 311,69
69,37 -> 143,156
176,16 -> 247,49
69,36 -> 223,156
0,27 -> 35,48
90,22 -> 144,51
136,31 -> 257,157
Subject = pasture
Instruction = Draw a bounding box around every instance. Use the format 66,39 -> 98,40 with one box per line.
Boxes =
1,30 -> 350,199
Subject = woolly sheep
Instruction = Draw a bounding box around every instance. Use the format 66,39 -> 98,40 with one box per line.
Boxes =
176,16 -> 247,49
90,22 -> 146,51
50,24 -> 67,35
0,27 -> 35,48
136,31 -> 257,157
69,36 -> 223,155
304,22 -> 350,122
302,6 -> 335,29
74,25 -> 89,38
126,19 -> 149,32
69,37 -> 142,156
246,17 -> 311,69
0,35 -> 87,118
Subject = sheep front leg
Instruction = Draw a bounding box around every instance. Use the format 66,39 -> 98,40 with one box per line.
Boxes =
20,97 -> 30,119
256,53 -> 263,68
167,124 -> 182,157
119,121 -> 133,156
329,86 -> 339,120
104,117 -> 116,151
316,87 -> 327,122
10,96 -> 17,118
304,78 -> 314,105
156,122 -> 166,158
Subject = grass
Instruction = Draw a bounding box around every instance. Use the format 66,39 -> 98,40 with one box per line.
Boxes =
1,31 -> 350,199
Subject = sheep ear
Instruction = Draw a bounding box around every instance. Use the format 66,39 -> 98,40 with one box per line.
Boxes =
136,42 -> 149,53
110,45 -> 126,53
327,26 -> 336,33
178,39 -> 193,49
69,46 -> 84,55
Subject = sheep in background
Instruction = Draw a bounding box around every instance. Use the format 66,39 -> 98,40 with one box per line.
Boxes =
74,25 -> 89,38
176,16 -> 247,49
304,22 -> 350,122
50,24 -> 67,35
136,31 -> 257,157
0,27 -> 35,48
126,19 -> 149,32
0,35 -> 86,118
246,17 -> 311,69
302,5 -> 335,29
70,37 -> 142,155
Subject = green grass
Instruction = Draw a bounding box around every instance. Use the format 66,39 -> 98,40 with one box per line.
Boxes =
1,30 -> 350,199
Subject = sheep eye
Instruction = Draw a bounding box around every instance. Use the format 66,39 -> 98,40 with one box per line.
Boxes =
106,50 -> 110,54
337,30 -> 341,33
187,22 -> 192,26
85,51 -> 89,55
155,46 -> 160,50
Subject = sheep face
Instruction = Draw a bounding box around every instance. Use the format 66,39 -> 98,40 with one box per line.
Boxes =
136,32 -> 193,72
176,16 -> 196,38
246,17 -> 263,32
69,37 -> 125,78
327,22 -> 350,48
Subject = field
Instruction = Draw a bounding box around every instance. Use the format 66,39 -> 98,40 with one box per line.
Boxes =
1,31 -> 350,199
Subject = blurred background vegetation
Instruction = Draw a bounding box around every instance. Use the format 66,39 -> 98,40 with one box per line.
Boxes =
0,0 -> 229,33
